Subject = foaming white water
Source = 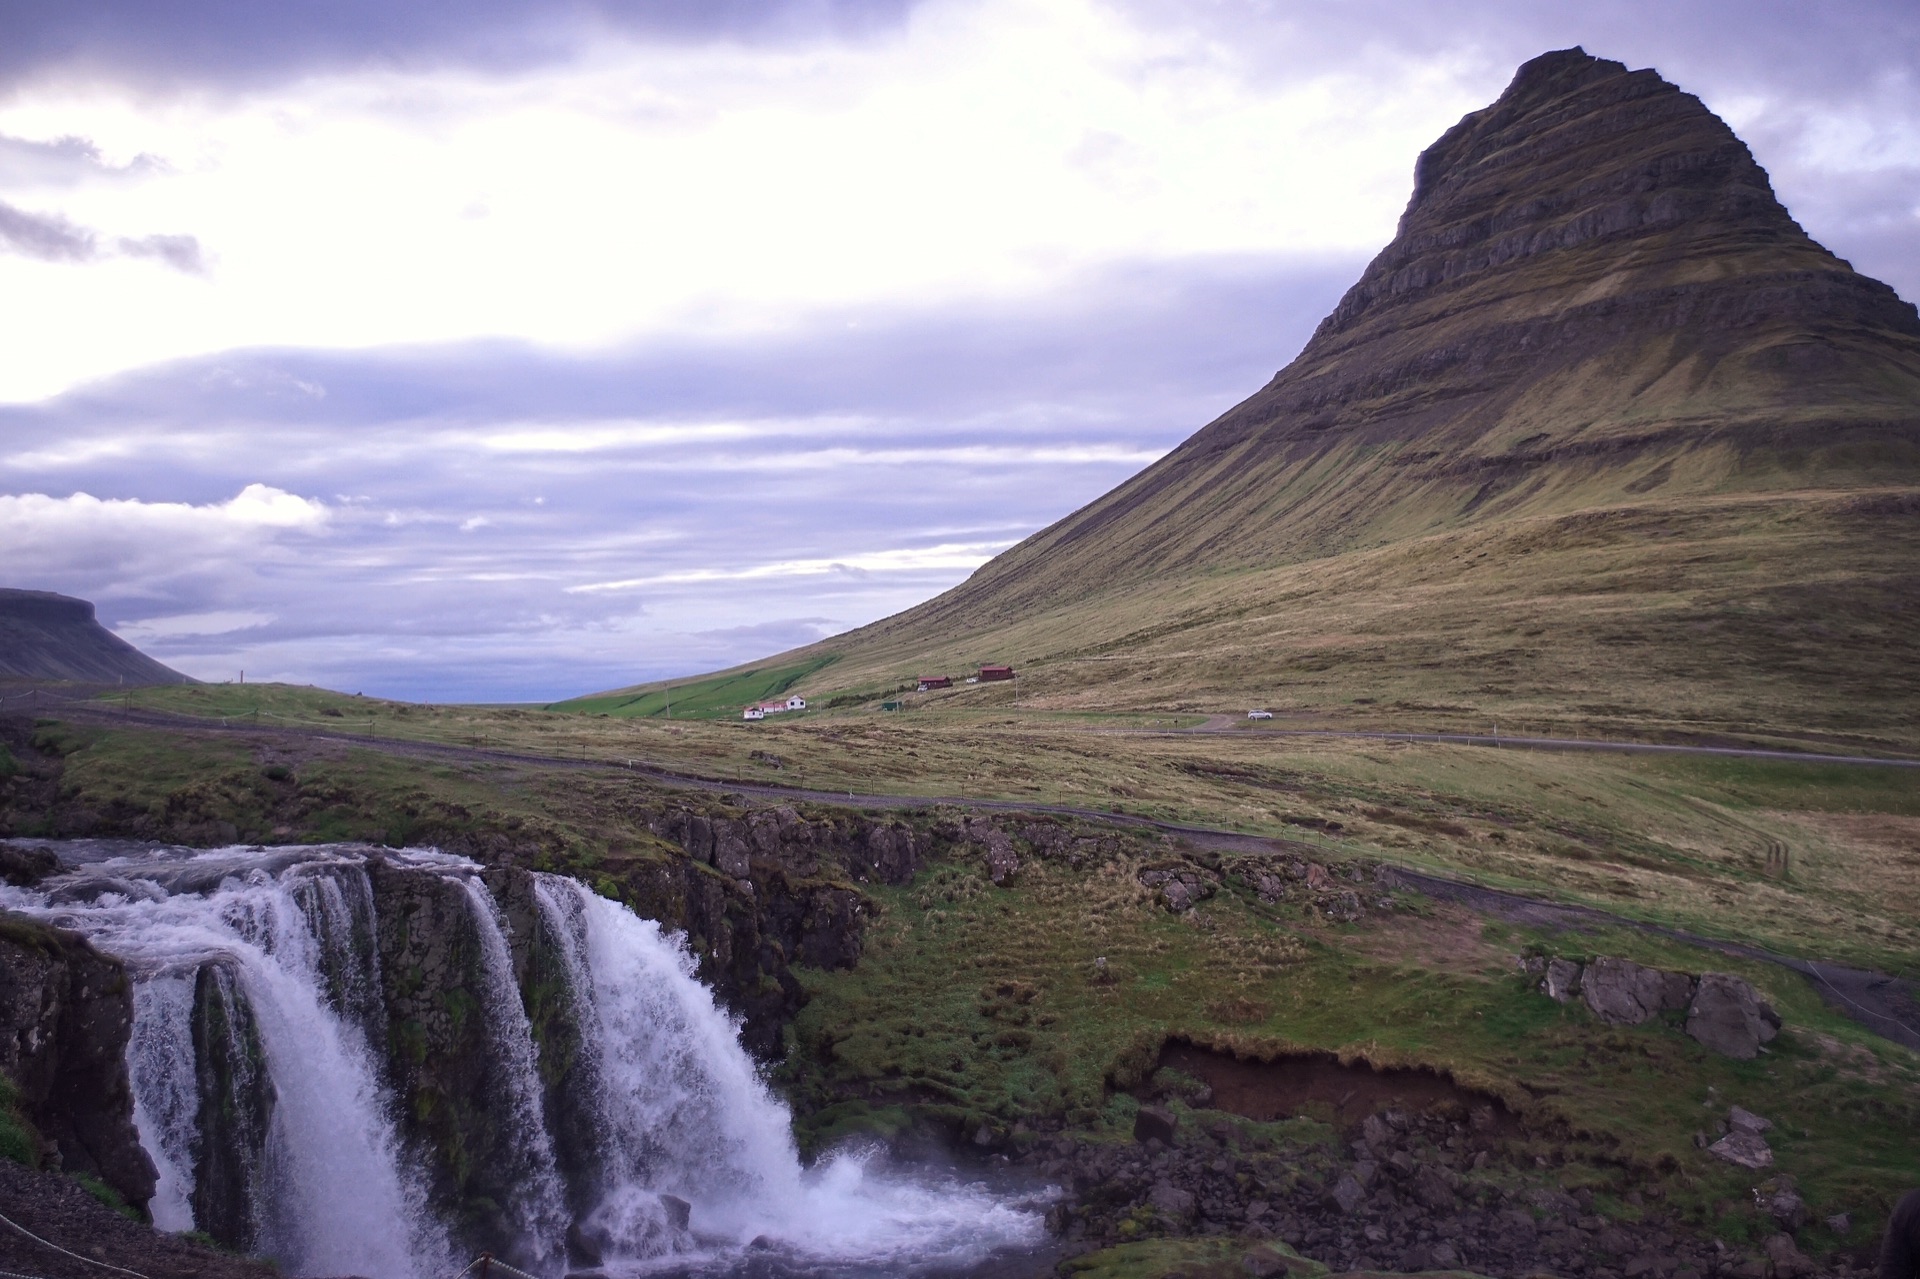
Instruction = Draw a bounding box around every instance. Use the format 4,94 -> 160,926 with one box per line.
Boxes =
128,974 -> 199,1231
539,876 -> 1048,1273
2,846 -> 450,1279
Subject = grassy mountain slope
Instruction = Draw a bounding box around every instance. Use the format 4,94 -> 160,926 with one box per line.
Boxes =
604,48 -> 1920,747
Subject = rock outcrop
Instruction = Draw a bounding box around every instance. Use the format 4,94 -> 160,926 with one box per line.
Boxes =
1532,955 -> 1780,1057
0,912 -> 157,1210
1578,956 -> 1694,1025
1686,972 -> 1783,1059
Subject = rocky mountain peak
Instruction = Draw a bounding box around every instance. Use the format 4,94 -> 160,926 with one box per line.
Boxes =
1315,46 -> 1829,347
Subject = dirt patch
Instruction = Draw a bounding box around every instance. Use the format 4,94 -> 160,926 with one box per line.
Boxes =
0,1158 -> 277,1279
1156,1041 -> 1517,1133
1337,900 -> 1516,977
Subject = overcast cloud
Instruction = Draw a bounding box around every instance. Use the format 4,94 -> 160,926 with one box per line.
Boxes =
0,0 -> 1914,701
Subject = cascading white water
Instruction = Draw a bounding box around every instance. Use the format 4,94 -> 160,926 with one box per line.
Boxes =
3,846 -> 450,1279
537,875 -> 1048,1274
4,843 -> 1048,1279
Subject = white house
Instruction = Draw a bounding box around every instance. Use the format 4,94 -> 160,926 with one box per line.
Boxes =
785,695 -> 807,711
743,707 -> 765,720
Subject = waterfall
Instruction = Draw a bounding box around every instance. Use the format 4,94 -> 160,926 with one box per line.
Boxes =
3,843 -> 1046,1279
539,875 -> 1048,1271
5,847 -> 450,1279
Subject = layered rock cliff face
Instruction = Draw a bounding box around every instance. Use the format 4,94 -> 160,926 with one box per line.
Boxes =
0,912 -> 157,1210
881,47 -> 1920,622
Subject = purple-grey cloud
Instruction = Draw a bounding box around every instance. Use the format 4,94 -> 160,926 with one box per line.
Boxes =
0,200 -> 95,260
0,197 -> 205,272
0,133 -> 166,186
0,0 -> 921,90
0,252 -> 1354,700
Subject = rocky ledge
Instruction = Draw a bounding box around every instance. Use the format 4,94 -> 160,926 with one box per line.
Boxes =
1026,1101 -> 1857,1279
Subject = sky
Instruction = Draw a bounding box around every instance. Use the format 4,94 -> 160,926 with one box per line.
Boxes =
1,0 -> 1916,702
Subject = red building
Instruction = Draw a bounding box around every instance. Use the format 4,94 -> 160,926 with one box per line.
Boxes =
978,665 -> 1015,682
916,675 -> 953,690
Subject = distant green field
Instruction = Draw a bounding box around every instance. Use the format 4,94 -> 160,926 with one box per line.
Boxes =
545,656 -> 840,720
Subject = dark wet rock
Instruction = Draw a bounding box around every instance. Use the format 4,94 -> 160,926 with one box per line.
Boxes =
0,844 -> 58,887
1410,1164 -> 1457,1212
659,1193 -> 692,1232
1328,1173 -> 1367,1215
189,960 -> 274,1251
0,910 -> 157,1211
1686,973 -> 1780,1058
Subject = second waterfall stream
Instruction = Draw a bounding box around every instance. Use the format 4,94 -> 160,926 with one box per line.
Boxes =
1,843 -> 1047,1278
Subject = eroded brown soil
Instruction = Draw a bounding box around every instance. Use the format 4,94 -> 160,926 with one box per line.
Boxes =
1156,1042 -> 1517,1133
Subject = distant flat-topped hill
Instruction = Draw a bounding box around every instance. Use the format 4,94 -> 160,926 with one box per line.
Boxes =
0,590 -> 192,686
595,49 -> 1920,747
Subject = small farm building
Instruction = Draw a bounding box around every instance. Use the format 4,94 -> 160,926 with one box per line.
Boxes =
785,695 -> 807,711
916,675 -> 952,691
743,707 -> 765,720
979,665 -> 1015,682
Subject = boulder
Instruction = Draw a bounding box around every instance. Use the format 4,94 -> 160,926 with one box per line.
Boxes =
1542,957 -> 1582,1002
1149,1182 -> 1197,1221
1327,1172 -> 1367,1215
1706,1129 -> 1773,1170
1409,1163 -> 1457,1212
1687,973 -> 1779,1059
1582,957 -> 1694,1025
1729,1105 -> 1773,1135
1134,1104 -> 1177,1145
0,844 -> 58,887
1763,1233 -> 1816,1279
1581,957 -> 1662,1024
659,1193 -> 692,1232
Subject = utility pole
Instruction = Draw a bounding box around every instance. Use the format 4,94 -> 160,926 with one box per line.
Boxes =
666,685 -> 672,720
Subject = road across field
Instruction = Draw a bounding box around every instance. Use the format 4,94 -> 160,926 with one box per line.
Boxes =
10,690 -> 1919,1050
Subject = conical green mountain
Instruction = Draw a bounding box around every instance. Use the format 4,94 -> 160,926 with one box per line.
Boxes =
599,49 -> 1920,746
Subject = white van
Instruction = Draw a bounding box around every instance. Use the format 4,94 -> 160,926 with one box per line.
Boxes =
1246,710 -> 1273,720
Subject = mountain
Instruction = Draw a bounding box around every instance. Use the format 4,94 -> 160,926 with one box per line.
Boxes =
0,590 -> 192,686
616,49 -> 1920,745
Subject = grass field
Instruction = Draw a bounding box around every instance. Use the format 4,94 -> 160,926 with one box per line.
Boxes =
546,655 -> 842,720
55,682 -> 1920,976
10,705 -> 1920,1255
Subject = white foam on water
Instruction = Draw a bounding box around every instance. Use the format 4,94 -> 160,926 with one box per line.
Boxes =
539,876 -> 1048,1273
